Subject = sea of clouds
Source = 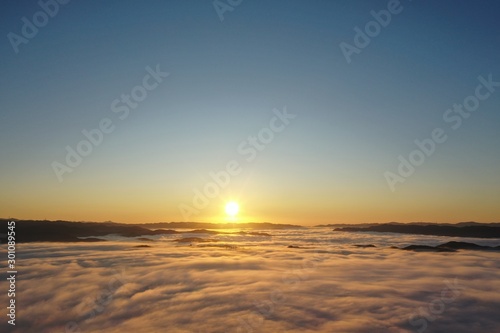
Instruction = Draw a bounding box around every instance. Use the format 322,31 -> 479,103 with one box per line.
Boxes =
2,228 -> 500,333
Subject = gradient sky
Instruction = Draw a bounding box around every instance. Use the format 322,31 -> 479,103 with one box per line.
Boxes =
1,0 -> 499,224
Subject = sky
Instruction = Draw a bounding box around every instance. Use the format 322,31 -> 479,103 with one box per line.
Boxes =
1,0 -> 499,224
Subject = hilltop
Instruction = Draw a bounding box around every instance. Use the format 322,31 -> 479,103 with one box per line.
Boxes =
0,219 -> 295,243
333,222 -> 500,239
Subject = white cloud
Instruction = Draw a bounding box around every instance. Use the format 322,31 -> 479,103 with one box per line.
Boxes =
2,229 -> 500,332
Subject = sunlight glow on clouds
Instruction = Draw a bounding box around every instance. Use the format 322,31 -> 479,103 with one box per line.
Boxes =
2,231 -> 500,333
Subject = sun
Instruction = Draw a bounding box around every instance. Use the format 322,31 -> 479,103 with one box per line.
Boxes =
225,201 -> 239,218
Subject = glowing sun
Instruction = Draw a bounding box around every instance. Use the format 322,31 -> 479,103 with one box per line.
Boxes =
225,201 -> 239,218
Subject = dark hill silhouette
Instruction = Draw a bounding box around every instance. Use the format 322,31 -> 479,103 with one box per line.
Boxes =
1,220 -> 176,242
131,222 -> 303,230
401,241 -> 500,252
334,223 -> 500,239
0,219 -> 271,243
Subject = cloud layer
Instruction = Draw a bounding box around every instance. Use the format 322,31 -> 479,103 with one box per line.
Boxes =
2,229 -> 500,333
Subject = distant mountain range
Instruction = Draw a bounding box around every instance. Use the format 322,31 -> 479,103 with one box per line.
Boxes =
333,223 -> 500,239
317,221 -> 500,228
0,219 -> 290,243
129,221 -> 304,230
2,219 -> 500,243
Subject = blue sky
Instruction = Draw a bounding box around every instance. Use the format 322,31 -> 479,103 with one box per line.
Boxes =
1,0 -> 499,223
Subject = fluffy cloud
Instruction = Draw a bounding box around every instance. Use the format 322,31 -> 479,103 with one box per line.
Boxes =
2,229 -> 500,332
